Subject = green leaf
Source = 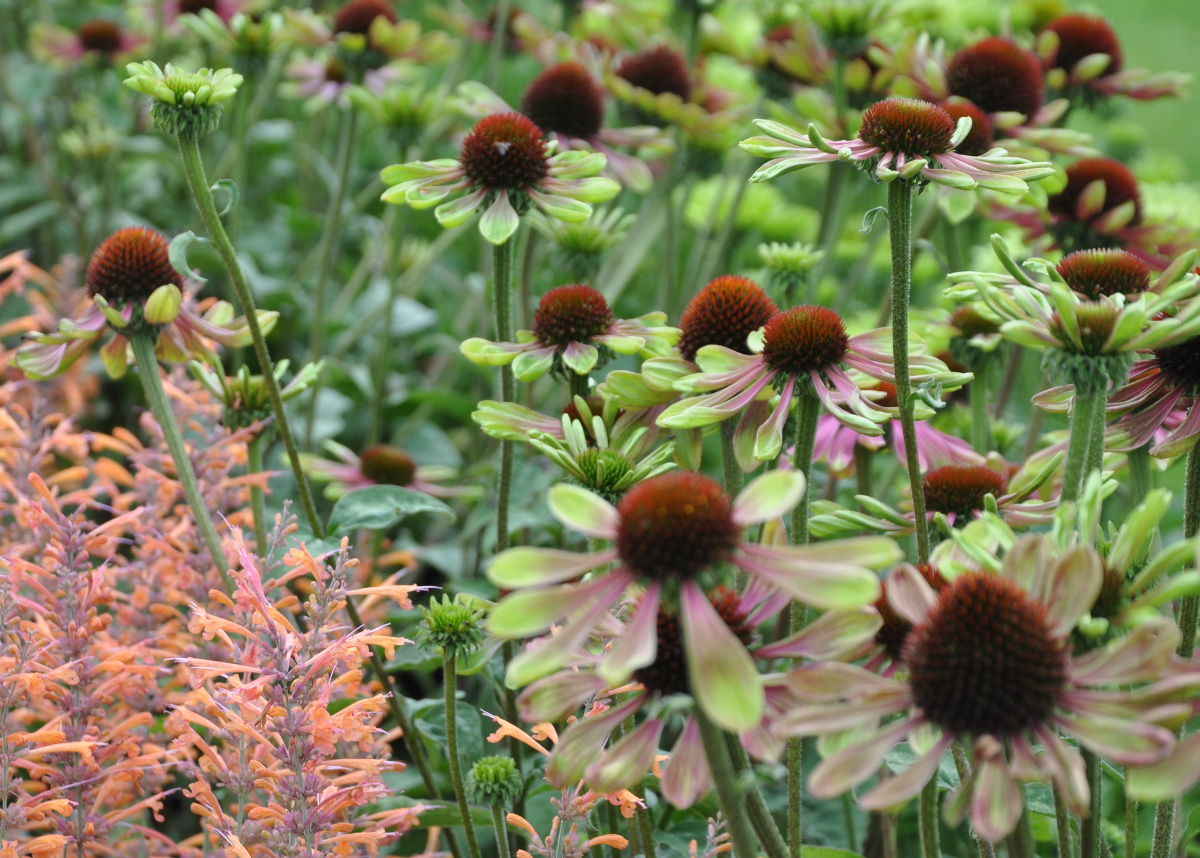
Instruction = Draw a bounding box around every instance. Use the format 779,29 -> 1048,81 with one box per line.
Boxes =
169,230 -> 208,283
413,699 -> 485,762
328,485 -> 454,532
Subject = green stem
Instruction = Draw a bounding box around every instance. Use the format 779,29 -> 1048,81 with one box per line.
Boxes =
175,132 -> 324,542
841,793 -> 857,854
969,356 -> 992,454
727,735 -> 789,858
637,803 -> 657,858
568,372 -> 590,400
941,218 -> 964,274
918,777 -> 940,858
1052,781 -> 1075,858
444,647 -> 481,858
1124,788 -> 1137,858
1060,388 -> 1104,505
1128,443 -> 1154,507
247,432 -> 269,553
305,107 -> 359,446
493,238 -> 517,553
950,743 -> 994,858
887,180 -> 930,563
719,420 -> 742,498
486,0 -> 512,90
810,163 -> 848,303
693,706 -> 760,858
1005,809 -> 1035,858
490,804 -> 512,858
1152,445 -> 1200,857
1086,387 -> 1108,481
790,391 -> 821,546
1081,748 -> 1101,858
367,205 -> 402,445
129,331 -> 230,590
854,443 -> 873,498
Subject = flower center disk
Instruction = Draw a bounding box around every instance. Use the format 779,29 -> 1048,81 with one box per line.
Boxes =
359,445 -> 416,486
857,98 -> 956,158
1056,249 -> 1150,299
947,37 -> 1045,119
333,0 -> 397,35
520,62 -> 606,140
1153,335 -> 1200,394
460,113 -> 550,191
615,472 -> 738,582
531,284 -> 614,346
78,19 -> 122,53
615,46 -> 693,100
86,227 -> 184,305
761,305 -> 850,377
1044,13 -> 1122,76
922,465 -> 1007,519
938,99 -> 993,156
678,276 -> 777,362
1048,157 -> 1142,226
905,573 -> 1068,737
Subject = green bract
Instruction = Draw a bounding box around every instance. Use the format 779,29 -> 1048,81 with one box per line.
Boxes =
124,62 -> 244,138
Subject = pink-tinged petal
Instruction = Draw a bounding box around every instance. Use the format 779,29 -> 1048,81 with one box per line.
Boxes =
518,671 -> 610,722
969,737 -> 1023,843
753,375 -> 797,461
807,717 -> 917,799
1000,534 -> 1051,595
546,697 -> 644,786
560,340 -> 600,375
859,733 -> 953,811
662,717 -> 711,807
733,469 -> 806,526
785,661 -> 906,703
738,552 -> 880,609
1033,544 -> 1102,637
1055,713 -> 1174,766
885,564 -> 939,626
755,608 -> 882,661
1069,619 -> 1181,686
488,546 -> 618,590
511,345 -> 557,381
735,399 -> 773,473
599,582 -> 660,686
547,483 -> 620,538
1034,724 -> 1088,815
1125,734 -> 1200,801
775,694 -> 912,735
681,582 -> 764,733
489,569 -> 630,638
477,190 -> 521,245
586,717 -> 664,794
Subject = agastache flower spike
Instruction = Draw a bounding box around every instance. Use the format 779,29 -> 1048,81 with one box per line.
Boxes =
487,470 -> 900,732
381,112 -> 619,245
740,97 -> 1054,192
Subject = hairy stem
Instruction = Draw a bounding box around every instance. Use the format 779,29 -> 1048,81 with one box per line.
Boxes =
493,238 -> 517,552
247,432 -> 269,554
130,331 -> 229,589
719,420 -> 743,498
887,180 -> 930,562
918,777 -> 940,858
490,804 -> 512,858
693,706 -> 760,858
1081,748 -> 1102,858
969,355 -> 992,454
1060,388 -> 1104,505
444,647 -> 481,858
727,735 -> 789,858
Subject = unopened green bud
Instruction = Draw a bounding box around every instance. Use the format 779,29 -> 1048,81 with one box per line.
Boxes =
465,755 -> 523,807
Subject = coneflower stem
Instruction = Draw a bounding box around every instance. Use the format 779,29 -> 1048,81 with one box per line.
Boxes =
918,777 -> 940,858
969,355 -> 992,454
1128,443 -> 1154,506
720,421 -> 742,497
693,706 -> 761,858
305,106 -> 359,447
1053,783 -> 1075,858
1081,748 -> 1102,858
493,238 -> 517,553
1151,444 -> 1200,858
569,372 -> 589,400
1125,789 -> 1137,858
1060,388 -> 1104,504
444,646 -> 482,858
887,180 -> 930,563
175,132 -> 324,543
727,735 -> 789,858
951,742 -> 994,858
129,331 -> 230,590
490,805 -> 512,858
247,432 -> 269,553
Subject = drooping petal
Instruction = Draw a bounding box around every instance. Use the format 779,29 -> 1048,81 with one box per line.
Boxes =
859,733 -> 952,811
1069,619 -> 1181,686
547,484 -> 620,538
1035,724 -> 1089,816
661,717 -> 710,808
681,582 -> 764,733
599,582 -> 660,686
885,564 -> 939,626
755,608 -> 882,661
1034,544 -> 1103,637
969,737 -> 1024,843
807,716 -> 917,798
478,191 -> 521,245
1055,713 -> 1175,766
733,469 -> 806,526
488,546 -> 618,590
488,568 -> 629,637
586,717 -> 665,794
518,671 -> 610,722
546,697 -> 644,786
1126,734 -> 1200,801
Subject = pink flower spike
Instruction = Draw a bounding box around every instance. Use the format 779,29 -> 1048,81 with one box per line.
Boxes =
681,581 -> 764,732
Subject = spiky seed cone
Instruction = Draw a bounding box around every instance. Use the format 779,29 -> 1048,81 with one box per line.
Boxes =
858,98 -> 956,156
86,227 -> 184,305
678,276 -> 777,362
521,62 -> 606,140
947,37 -> 1045,119
761,305 -> 850,376
921,465 -> 1008,518
531,284 -> 614,346
460,113 -> 550,191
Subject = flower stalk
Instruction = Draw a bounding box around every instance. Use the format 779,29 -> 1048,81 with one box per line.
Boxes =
247,432 -> 269,553
918,777 -> 940,858
493,237 -> 516,552
693,705 -> 761,858
1060,388 -> 1105,504
129,330 -> 230,589
444,646 -> 482,858
887,179 -> 930,562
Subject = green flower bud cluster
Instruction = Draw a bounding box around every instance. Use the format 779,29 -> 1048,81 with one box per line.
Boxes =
124,62 -> 243,139
465,755 -> 523,807
416,594 -> 486,655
